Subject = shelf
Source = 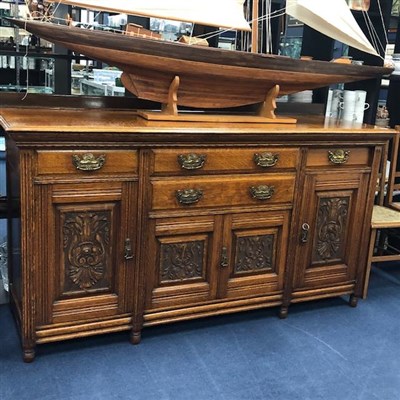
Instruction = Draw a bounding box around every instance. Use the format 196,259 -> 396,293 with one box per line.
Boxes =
80,79 -> 125,97
0,85 -> 53,93
0,49 -> 93,60
388,74 -> 400,81
0,0 -> 25,3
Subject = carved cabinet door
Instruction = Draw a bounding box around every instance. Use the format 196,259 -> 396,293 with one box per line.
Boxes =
292,170 -> 370,291
36,181 -> 137,326
217,211 -> 290,300
145,215 -> 222,311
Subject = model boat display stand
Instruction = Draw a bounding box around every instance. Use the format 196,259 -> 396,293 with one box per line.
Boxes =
133,77 -> 297,124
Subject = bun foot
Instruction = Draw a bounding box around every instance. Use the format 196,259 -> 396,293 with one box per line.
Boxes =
279,306 -> 289,319
130,330 -> 141,345
349,294 -> 358,308
23,348 -> 35,363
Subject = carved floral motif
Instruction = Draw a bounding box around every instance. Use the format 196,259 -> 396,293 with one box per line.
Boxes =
235,235 -> 274,273
315,197 -> 349,260
63,211 -> 110,290
160,241 -> 204,282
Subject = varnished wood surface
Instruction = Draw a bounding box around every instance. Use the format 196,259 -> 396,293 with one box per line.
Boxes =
306,147 -> 371,167
8,20 -> 391,77
152,147 -> 299,175
0,107 -> 393,136
8,18 -> 393,108
151,173 -> 295,210
1,105 -> 396,361
37,150 -> 138,175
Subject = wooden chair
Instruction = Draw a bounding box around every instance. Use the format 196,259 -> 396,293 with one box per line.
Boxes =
363,127 -> 400,298
386,126 -> 400,210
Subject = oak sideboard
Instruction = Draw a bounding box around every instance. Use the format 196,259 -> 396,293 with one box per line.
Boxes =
0,106 -> 394,362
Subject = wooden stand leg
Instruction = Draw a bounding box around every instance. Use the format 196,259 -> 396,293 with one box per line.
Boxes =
161,80 -> 281,119
137,80 -> 296,124
349,294 -> 358,308
257,85 -> 280,119
161,76 -> 180,116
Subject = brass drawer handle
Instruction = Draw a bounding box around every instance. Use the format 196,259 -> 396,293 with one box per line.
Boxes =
177,153 -> 207,170
328,149 -> 350,165
72,153 -> 106,171
176,188 -> 203,205
250,185 -> 275,200
253,152 -> 279,168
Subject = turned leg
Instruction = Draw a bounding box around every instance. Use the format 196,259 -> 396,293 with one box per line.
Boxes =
349,294 -> 358,308
23,347 -> 36,363
279,305 -> 289,319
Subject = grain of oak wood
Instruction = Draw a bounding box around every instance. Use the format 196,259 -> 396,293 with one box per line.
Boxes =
0,105 -> 395,361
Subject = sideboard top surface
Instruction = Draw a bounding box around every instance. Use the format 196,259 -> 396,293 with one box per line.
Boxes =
0,107 -> 395,147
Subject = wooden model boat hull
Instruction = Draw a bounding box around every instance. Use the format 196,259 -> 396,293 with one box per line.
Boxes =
8,19 -> 393,109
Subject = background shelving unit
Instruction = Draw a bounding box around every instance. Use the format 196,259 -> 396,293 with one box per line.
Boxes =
300,0 -> 397,125
387,15 -> 400,127
346,0 -> 395,125
0,0 -> 398,118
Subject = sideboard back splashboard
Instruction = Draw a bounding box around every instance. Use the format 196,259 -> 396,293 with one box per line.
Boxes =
0,107 -> 394,362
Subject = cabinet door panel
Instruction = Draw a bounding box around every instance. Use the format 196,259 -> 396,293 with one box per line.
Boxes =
293,171 -> 369,290
145,215 -> 222,311
39,181 -> 136,325
219,211 -> 290,300
56,204 -> 118,297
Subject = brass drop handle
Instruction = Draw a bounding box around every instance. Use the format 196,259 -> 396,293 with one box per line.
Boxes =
253,152 -> 279,168
220,246 -> 229,268
176,188 -> 203,205
72,153 -> 106,171
328,149 -> 350,165
177,153 -> 207,170
250,185 -> 275,200
300,223 -> 310,243
124,238 -> 134,260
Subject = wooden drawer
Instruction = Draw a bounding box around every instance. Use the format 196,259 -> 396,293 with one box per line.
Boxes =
306,147 -> 371,167
37,150 -> 138,175
151,173 -> 295,210
152,147 -> 300,174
